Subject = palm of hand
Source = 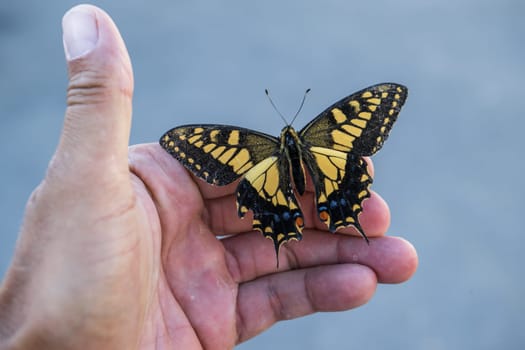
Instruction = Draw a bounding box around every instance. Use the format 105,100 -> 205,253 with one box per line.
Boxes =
6,142 -> 414,350
126,144 -> 414,349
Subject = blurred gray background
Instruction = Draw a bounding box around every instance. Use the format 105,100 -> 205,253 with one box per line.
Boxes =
1,0 -> 523,349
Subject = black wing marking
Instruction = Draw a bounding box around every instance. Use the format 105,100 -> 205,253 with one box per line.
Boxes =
236,156 -> 304,265
160,124 -> 279,185
300,83 -> 407,156
304,147 -> 372,240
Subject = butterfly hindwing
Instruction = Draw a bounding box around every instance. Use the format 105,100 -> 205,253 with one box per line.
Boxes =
300,83 -> 408,156
305,147 -> 372,238
237,156 -> 304,259
160,124 -> 279,185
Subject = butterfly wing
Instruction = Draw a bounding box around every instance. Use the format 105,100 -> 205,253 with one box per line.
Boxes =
160,124 -> 279,185
237,156 -> 304,263
300,83 -> 408,238
159,83 -> 408,262
160,124 -> 304,264
303,147 -> 372,238
300,83 -> 407,155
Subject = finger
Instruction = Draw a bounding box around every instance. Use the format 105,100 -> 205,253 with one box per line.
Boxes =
51,4 -> 133,184
235,263 -> 377,343
224,234 -> 418,285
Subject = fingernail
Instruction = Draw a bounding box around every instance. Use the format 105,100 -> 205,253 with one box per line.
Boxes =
62,6 -> 99,60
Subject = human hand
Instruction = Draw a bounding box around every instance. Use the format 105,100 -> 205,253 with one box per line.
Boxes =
0,5 -> 418,350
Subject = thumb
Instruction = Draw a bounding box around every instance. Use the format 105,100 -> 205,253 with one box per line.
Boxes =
56,4 -> 133,179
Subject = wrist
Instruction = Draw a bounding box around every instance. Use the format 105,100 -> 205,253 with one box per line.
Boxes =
0,271 -> 32,350
0,262 -> 72,350
0,270 -> 123,350
1,278 -> 86,350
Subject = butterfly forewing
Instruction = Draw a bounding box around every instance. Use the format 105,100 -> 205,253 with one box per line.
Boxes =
300,83 -> 407,156
160,124 -> 279,185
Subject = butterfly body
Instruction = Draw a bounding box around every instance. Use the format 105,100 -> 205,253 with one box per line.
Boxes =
160,83 -> 408,264
280,126 -> 307,195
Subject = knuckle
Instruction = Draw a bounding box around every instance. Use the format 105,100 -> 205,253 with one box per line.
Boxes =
67,70 -> 111,106
66,68 -> 132,106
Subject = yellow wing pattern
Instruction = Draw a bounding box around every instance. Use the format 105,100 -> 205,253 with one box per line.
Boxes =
160,125 -> 278,185
305,148 -> 372,238
299,83 -> 407,241
300,83 -> 407,155
236,156 -> 304,260
159,83 -> 408,266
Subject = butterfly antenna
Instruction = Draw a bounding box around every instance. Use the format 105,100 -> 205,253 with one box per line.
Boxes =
265,89 -> 289,125
265,88 -> 311,126
289,88 -> 311,126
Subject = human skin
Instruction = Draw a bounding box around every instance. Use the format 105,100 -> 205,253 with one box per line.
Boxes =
0,5 -> 418,350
